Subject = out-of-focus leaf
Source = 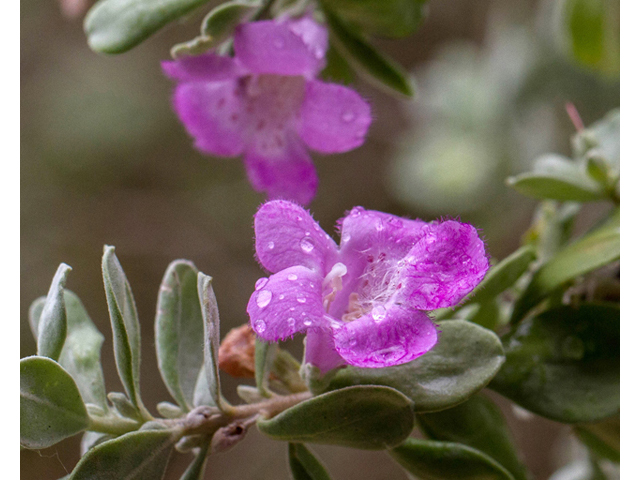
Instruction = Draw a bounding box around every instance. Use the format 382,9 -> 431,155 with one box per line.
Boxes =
390,437 -> 515,480
193,365 -> 216,407
28,297 -> 46,341
507,155 -> 604,202
68,429 -> 178,479
258,386 -> 414,449
491,304 -> 619,423
20,356 -> 90,449
197,273 -> 230,412
321,44 -> 355,84
574,415 -> 619,463
470,246 -> 537,305
562,0 -> 619,76
157,401 -> 184,419
84,0 -> 212,54
324,9 -> 414,96
254,337 -> 276,397
327,320 -> 504,412
572,109 -> 620,168
511,209 -> 619,323
59,291 -> 108,411
80,431 -> 114,456
179,435 -> 213,480
102,246 -> 147,417
288,443 -> 332,480
467,300 -> 501,330
38,264 -> 72,361
320,0 -> 428,38
155,260 -> 203,411
417,395 -> 529,480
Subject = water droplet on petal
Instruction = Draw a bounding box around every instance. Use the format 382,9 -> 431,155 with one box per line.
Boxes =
290,307 -> 295,311
342,111 -> 355,122
287,273 -> 298,281
279,294 -> 285,300
256,290 -> 272,308
349,338 -> 357,347
267,241 -> 275,250
300,238 -> 314,253
375,219 -> 384,232
342,232 -> 351,243
296,293 -> 307,304
287,317 -> 296,328
303,319 -> 312,327
255,277 -> 268,290
254,319 -> 266,333
371,305 -> 386,322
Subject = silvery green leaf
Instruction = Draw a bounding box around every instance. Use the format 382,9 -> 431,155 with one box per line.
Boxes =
288,443 -> 332,480
201,0 -> 262,40
328,320 -> 504,413
108,392 -> 141,420
68,429 -> 179,479
28,296 -> 46,341
38,264 -> 72,360
193,365 -> 215,407
179,435 -> 213,480
258,386 -> 414,449
84,0 -> 212,54
59,291 -> 108,412
324,9 -> 414,97
237,385 -> 263,404
102,246 -> 148,417
417,395 -> 530,480
155,260 -> 203,411
197,273 -> 230,412
491,304 -> 619,423
254,337 -> 276,397
390,437 -> 515,480
80,431 -> 114,456
157,401 -> 185,419
20,356 -> 90,449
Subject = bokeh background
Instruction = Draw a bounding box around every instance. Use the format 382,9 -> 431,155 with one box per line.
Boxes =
21,0 -> 619,478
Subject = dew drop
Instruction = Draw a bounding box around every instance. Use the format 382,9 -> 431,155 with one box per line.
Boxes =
342,233 -> 351,243
296,293 -> 307,304
303,319 -> 312,327
371,305 -> 387,322
287,273 -> 298,281
342,111 -> 355,122
255,277 -> 268,290
267,241 -> 275,250
290,307 -> 296,311
349,338 -> 357,347
279,294 -> 285,300
300,238 -> 314,253
375,219 -> 384,232
287,317 -> 296,328
256,290 -> 272,308
254,319 -> 266,333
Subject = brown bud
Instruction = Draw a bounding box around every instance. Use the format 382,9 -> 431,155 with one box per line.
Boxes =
219,324 -> 256,378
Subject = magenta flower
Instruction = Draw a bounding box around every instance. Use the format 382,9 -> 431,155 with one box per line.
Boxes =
247,201 -> 490,372
162,17 -> 371,205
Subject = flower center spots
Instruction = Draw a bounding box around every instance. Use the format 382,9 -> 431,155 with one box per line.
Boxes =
242,74 -> 306,156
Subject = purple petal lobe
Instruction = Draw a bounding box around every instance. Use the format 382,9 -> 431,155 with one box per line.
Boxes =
298,80 -> 371,153
173,80 -> 246,156
244,135 -> 318,204
333,305 -> 438,368
400,220 -> 490,310
234,19 -> 326,77
304,327 -> 345,373
162,54 -> 244,82
254,200 -> 339,274
247,266 -> 325,342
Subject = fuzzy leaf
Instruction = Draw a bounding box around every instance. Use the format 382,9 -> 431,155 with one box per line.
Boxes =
179,435 -> 213,480
390,437 -> 515,480
58,291 -> 108,411
320,0 -> 428,38
258,386 -> 414,449
28,297 -> 46,341
20,356 -> 90,449
254,337 -> 276,397
84,0 -> 212,54
491,304 -> 619,423
328,320 -> 504,412
69,429 -> 178,479
511,209 -> 619,323
417,395 -> 529,480
288,443 -> 332,480
37,264 -> 72,360
155,260 -> 203,411
324,9 -> 414,96
102,246 -> 146,416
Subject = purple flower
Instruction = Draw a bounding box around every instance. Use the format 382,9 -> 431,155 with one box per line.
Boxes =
247,201 -> 490,372
163,17 -> 372,205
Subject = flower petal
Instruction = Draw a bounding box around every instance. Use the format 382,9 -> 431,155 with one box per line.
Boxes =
247,266 -> 326,342
298,80 -> 371,153
254,200 -> 339,274
244,135 -> 318,205
304,327 -> 345,374
234,19 -> 326,77
172,80 -> 246,156
162,54 -> 244,82
399,220 -> 490,310
333,305 -> 438,368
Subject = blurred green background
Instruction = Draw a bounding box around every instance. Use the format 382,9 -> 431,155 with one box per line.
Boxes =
21,0 -> 618,478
